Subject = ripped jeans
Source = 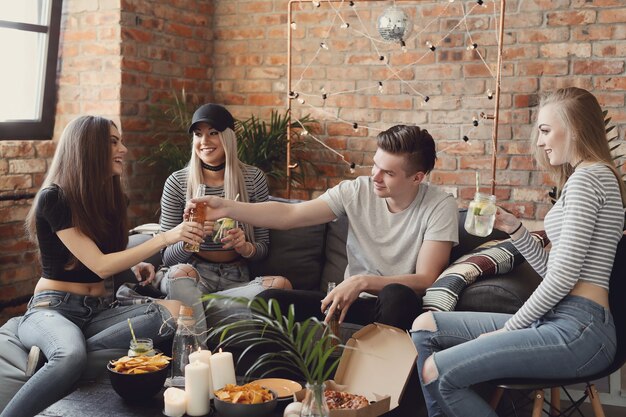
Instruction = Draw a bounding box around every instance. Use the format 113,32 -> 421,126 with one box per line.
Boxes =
411,295 -> 616,417
1,291 -> 175,417
160,257 -> 268,344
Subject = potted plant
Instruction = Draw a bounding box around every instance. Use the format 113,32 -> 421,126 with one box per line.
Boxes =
236,110 -> 319,190
205,296 -> 342,417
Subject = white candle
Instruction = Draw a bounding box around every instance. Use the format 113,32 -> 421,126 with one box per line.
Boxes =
185,360 -> 211,416
209,348 -> 237,391
163,387 -> 186,417
188,348 -> 213,399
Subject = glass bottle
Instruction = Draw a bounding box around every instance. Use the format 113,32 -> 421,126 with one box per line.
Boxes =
464,192 -> 497,237
183,184 -> 207,252
326,282 -> 340,346
165,305 -> 200,388
128,338 -> 155,357
300,382 -> 330,417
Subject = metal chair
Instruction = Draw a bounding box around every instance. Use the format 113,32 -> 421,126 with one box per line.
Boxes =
490,236 -> 626,417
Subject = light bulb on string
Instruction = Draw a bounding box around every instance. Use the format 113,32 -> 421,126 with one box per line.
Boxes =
378,82 -> 384,93
349,162 -> 356,174
352,123 -> 359,132
290,21 -> 297,30
472,117 -> 479,127
312,1 -> 320,7
300,130 -> 309,137
320,42 -> 329,50
487,89 -> 494,100
421,96 -> 430,107
289,91 -> 299,99
379,55 -> 385,61
426,41 -> 436,52
349,1 -> 355,7
400,39 -> 407,53
341,22 -> 350,29
467,42 -> 478,50
298,98 -> 305,104
462,135 -> 470,143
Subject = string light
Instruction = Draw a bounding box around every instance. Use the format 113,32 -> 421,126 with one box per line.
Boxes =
350,162 -> 356,174
287,0 -> 501,164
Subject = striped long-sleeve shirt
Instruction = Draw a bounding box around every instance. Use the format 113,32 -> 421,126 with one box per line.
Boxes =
505,163 -> 624,330
159,165 -> 270,266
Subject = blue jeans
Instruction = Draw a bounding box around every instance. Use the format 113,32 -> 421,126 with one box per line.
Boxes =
161,258 -> 266,344
411,295 -> 616,417
0,291 -> 175,417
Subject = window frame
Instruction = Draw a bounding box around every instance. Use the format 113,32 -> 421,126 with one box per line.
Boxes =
0,0 -> 63,140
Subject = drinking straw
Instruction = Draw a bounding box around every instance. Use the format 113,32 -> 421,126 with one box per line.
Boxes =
234,193 -> 240,202
127,318 -> 137,344
475,171 -> 480,194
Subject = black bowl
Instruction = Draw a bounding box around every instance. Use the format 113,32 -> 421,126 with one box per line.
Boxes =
107,362 -> 168,402
213,390 -> 278,417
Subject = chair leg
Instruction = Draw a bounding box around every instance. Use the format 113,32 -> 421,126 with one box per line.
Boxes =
549,387 -> 560,416
586,383 -> 605,417
532,389 -> 545,417
489,387 -> 504,410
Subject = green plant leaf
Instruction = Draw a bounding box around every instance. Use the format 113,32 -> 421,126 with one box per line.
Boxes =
204,295 -> 342,385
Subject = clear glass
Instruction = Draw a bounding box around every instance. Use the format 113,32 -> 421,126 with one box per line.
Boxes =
165,306 -> 200,388
300,383 -> 330,417
326,282 -> 340,346
183,184 -> 207,252
128,338 -> 155,357
464,192 -> 497,237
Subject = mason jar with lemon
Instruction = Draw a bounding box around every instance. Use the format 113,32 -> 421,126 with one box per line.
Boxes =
464,192 -> 497,237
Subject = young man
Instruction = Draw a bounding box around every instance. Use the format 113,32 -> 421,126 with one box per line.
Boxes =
194,124 -> 458,330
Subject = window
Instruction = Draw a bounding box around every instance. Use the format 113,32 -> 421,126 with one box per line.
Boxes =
0,0 -> 62,140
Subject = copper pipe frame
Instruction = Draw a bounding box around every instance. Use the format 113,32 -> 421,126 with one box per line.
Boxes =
286,0 -> 506,198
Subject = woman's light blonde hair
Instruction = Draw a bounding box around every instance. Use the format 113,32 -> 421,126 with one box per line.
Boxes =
186,127 -> 255,242
532,87 -> 626,207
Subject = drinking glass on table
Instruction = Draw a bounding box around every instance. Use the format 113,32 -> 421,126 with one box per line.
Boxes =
184,185 -> 207,252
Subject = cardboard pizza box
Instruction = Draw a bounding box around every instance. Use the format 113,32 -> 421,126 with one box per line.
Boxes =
296,323 -> 418,417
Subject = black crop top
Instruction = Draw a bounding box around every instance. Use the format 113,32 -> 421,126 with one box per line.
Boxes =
35,185 -> 102,283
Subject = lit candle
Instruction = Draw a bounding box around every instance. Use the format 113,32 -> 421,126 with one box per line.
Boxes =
188,348 -> 213,399
209,348 -> 237,391
163,387 -> 186,417
185,360 -> 211,416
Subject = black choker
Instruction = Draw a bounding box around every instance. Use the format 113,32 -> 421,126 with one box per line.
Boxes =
571,160 -> 583,170
201,161 -> 225,171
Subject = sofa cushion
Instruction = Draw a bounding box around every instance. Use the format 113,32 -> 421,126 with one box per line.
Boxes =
249,224 -> 326,290
456,261 -> 542,314
423,231 -> 549,312
320,216 -> 349,292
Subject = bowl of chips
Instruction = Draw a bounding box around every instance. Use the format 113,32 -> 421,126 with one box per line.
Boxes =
107,353 -> 171,402
214,382 -> 278,417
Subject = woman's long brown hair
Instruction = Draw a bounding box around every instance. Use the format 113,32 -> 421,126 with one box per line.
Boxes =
25,116 -> 128,269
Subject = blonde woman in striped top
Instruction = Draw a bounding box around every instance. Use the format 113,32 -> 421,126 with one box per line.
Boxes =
411,87 -> 626,417
158,104 -> 291,341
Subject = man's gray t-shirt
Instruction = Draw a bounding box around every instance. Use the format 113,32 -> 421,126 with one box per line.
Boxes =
319,176 -> 459,279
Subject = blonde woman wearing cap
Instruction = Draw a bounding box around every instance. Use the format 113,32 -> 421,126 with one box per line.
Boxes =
158,103 -> 292,340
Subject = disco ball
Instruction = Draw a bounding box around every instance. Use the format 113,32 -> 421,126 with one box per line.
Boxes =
377,6 -> 412,42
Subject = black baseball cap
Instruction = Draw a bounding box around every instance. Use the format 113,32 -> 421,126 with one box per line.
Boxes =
188,103 -> 235,133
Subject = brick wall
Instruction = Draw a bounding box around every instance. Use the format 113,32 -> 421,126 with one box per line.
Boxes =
1,0 -> 626,323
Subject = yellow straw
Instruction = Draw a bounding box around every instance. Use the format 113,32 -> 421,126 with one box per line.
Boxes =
127,318 -> 137,344
476,171 -> 480,194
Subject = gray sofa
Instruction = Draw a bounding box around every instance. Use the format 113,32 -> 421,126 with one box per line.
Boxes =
0,208 -> 540,412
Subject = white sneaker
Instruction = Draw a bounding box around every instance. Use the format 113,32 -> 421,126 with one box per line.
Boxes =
25,346 -> 42,377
